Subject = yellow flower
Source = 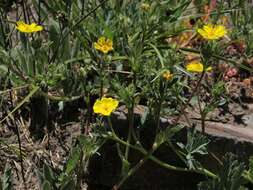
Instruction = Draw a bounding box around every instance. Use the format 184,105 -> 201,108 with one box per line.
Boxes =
16,21 -> 43,33
140,3 -> 150,11
186,62 -> 212,73
93,97 -> 119,116
94,37 -> 113,54
197,24 -> 227,40
162,70 -> 173,81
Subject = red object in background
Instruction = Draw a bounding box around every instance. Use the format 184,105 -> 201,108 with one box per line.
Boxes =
224,67 -> 238,81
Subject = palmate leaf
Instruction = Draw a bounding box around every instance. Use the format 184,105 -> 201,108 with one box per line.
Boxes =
178,128 -> 210,154
198,153 -> 245,190
177,129 -> 210,169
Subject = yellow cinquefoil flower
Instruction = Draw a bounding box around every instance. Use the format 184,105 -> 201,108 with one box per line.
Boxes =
16,21 -> 43,33
94,37 -> 113,54
93,97 -> 119,116
197,24 -> 227,40
186,62 -> 212,73
162,70 -> 173,80
140,3 -> 151,11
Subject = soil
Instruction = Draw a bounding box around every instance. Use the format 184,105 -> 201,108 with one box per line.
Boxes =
0,118 -> 86,189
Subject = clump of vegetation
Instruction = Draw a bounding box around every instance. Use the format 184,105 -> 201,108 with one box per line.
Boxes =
0,0 -> 253,189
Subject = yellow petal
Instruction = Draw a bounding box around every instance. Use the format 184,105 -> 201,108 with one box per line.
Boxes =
93,97 -> 119,116
94,42 -> 101,50
197,24 -> 227,40
162,71 -> 173,80
33,25 -> 43,32
186,62 -> 204,73
93,101 -> 103,113
206,66 -> 212,71
16,21 -> 43,33
98,37 -> 106,45
214,25 -> 227,37
197,28 -> 208,38
94,37 -> 113,54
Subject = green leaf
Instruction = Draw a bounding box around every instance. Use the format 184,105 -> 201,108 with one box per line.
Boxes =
140,107 -> 149,125
43,164 -> 55,185
155,125 -> 184,147
177,129 -> 210,169
48,19 -> 60,52
121,158 -> 130,177
0,65 -> 8,76
60,179 -> 75,190
65,147 -> 81,176
42,180 -> 52,190
243,156 -> 253,184
198,153 -> 245,190
248,156 -> 253,182
1,165 -> 12,190
148,43 -> 164,68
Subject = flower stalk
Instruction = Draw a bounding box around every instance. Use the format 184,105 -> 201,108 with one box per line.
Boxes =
110,133 -> 217,179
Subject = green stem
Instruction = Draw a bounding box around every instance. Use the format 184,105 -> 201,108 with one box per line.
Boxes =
110,135 -> 217,179
197,94 -> 206,134
125,105 -> 134,160
125,72 -> 137,160
107,117 -> 124,160
99,56 -> 104,98
168,141 -> 186,164
148,46 -> 252,73
113,143 -> 158,190
84,95 -> 91,135
180,47 -> 253,73
40,91 -> 84,102
174,71 -> 205,124
48,0 -> 109,64
113,149 -> 153,190
21,0 -> 28,23
114,79 -> 170,189
0,86 -> 40,124
107,117 -> 116,136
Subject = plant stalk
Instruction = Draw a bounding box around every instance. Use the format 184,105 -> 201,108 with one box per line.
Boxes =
110,134 -> 217,179
174,71 -> 205,124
